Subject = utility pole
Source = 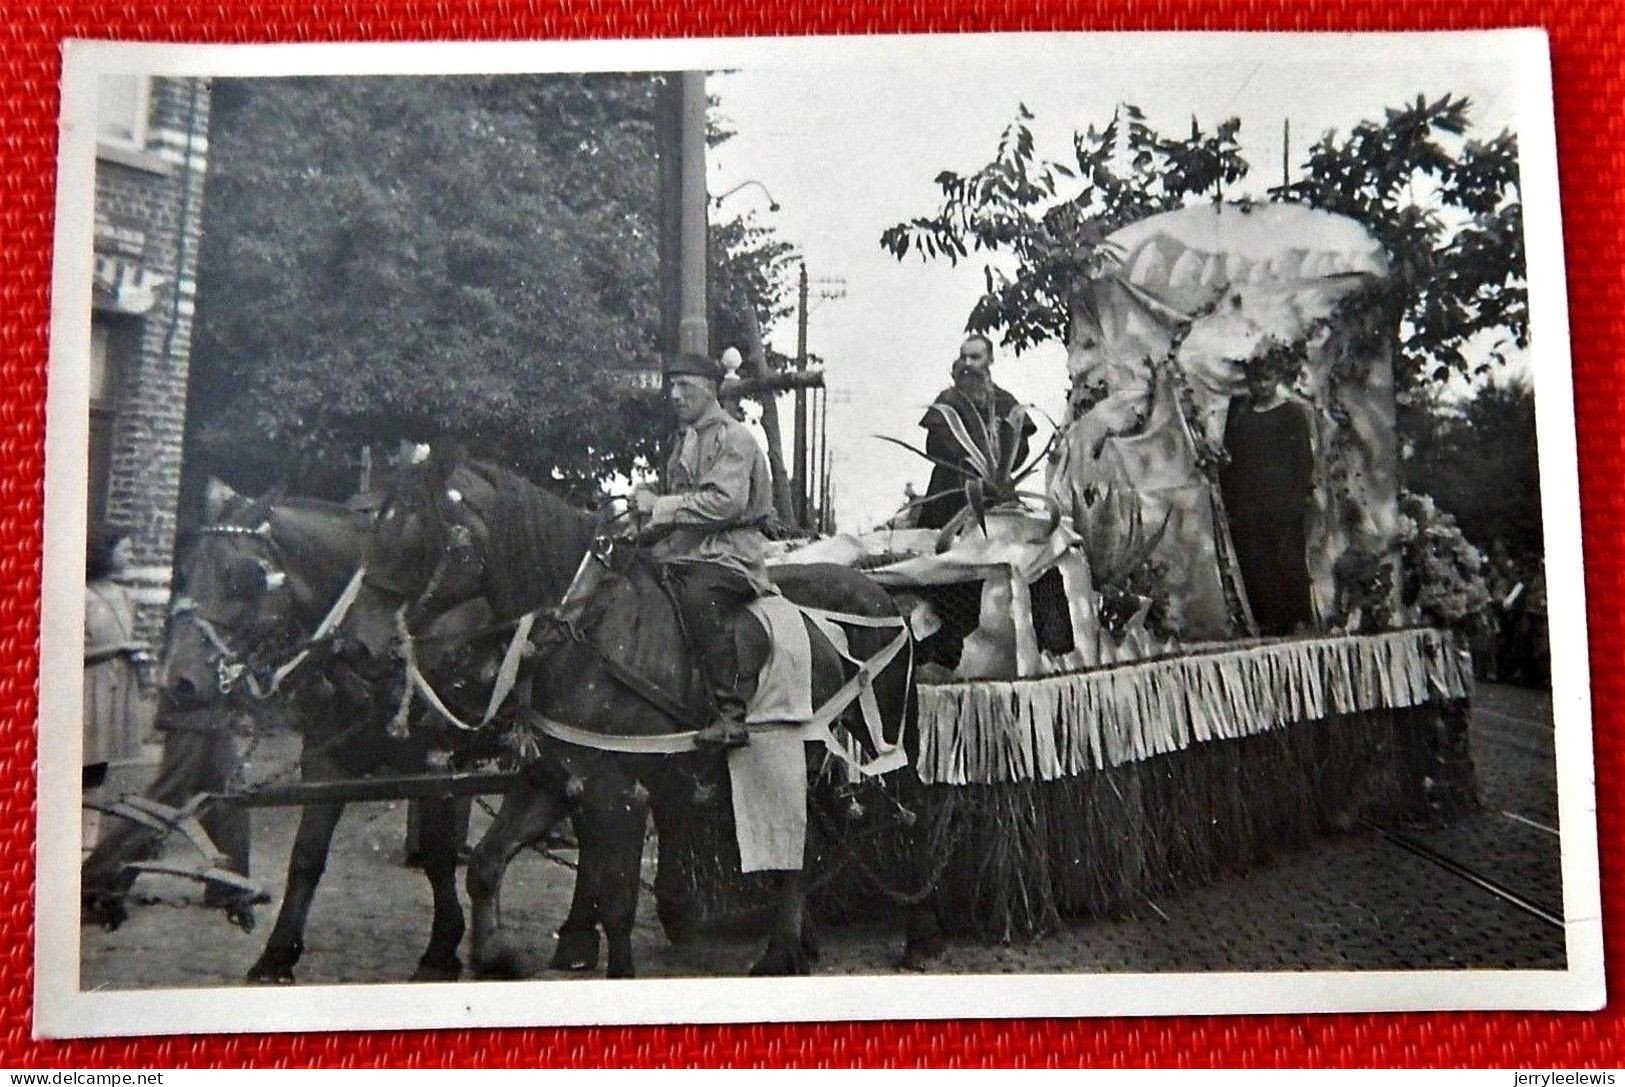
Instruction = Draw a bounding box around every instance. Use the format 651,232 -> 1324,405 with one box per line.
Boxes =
806,382 -> 821,528
793,262 -> 810,526
790,263 -> 845,529
816,385 -> 830,529
676,72 -> 710,361
820,426 -> 833,533
1282,118 -> 1290,190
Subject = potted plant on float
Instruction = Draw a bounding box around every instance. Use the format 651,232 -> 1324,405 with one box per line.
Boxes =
879,397 -> 1062,554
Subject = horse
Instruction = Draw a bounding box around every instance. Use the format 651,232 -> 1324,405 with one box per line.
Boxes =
339,452 -> 945,978
122,484 -> 487,983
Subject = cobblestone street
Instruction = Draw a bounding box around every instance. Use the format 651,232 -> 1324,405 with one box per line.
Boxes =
1019,680 -> 1566,974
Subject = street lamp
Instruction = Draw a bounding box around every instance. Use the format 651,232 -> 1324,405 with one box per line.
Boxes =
711,179 -> 781,212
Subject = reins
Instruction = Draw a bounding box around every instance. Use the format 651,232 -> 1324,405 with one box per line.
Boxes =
387,606 -> 537,738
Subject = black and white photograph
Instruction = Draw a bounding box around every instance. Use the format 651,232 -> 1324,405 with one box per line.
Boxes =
38,31 -> 1602,1036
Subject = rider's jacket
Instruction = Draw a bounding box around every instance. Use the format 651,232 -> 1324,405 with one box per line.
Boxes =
648,400 -> 775,594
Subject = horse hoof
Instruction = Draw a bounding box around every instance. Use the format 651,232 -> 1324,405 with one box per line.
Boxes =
412,957 -> 463,983
83,897 -> 127,932
749,943 -> 809,977
246,946 -> 300,984
896,942 -> 943,972
605,960 -> 636,980
548,932 -> 600,973
473,948 -> 532,981
246,964 -> 296,985
225,906 -> 257,933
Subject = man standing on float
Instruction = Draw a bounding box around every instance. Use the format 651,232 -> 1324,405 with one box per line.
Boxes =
915,334 -> 1036,530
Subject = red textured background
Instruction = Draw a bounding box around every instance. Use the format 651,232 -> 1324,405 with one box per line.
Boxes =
2,0 -> 1617,1069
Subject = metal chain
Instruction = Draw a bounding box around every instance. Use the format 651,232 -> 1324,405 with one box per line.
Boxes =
807,777 -> 968,907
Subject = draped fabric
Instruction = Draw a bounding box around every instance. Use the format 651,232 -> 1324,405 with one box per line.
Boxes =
916,382 -> 1034,530
1049,203 -> 1399,640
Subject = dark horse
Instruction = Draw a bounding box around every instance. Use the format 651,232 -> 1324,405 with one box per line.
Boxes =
132,484 -> 489,983
340,453 -> 944,978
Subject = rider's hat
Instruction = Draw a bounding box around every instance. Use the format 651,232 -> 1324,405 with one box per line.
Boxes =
665,352 -> 723,384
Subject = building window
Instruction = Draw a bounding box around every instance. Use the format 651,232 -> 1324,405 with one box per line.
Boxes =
97,75 -> 150,151
88,316 -> 128,534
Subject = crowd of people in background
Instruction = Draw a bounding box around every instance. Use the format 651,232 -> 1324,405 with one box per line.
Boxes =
1472,542 -> 1550,687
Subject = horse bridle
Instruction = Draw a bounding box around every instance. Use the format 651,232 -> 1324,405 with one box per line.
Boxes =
171,522 -> 296,699
362,486 -> 487,630
376,496 -> 635,738
364,487 -> 526,738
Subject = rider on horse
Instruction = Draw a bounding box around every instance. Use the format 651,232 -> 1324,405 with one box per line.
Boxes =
626,352 -> 775,752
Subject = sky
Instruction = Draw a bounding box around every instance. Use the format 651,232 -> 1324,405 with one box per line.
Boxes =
703,35 -> 1526,532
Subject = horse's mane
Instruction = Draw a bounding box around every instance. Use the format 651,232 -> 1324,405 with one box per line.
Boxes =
460,460 -> 598,622
266,498 -> 370,610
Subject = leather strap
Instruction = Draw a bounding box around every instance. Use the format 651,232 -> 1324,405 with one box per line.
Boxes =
531,616 -> 911,777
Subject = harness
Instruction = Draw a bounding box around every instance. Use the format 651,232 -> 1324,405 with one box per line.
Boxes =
387,605 -> 535,739
377,492 -> 612,739
525,551 -> 914,779
527,620 -> 909,777
379,527 -> 913,779
174,522 -> 366,701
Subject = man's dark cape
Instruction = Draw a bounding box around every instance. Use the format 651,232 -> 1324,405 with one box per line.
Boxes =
915,383 -> 1035,530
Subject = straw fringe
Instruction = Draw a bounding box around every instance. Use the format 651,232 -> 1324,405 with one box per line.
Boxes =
917,629 -> 1467,785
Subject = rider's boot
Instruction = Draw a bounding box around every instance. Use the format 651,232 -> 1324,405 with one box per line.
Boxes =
694,714 -> 750,750
695,684 -> 750,750
672,565 -> 756,751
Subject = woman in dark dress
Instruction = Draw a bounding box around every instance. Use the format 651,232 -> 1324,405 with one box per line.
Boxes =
1219,366 -> 1317,636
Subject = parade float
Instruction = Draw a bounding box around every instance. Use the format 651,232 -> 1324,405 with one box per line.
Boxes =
765,202 -> 1480,938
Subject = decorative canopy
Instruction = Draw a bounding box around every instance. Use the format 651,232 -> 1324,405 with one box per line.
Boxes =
1051,202 -> 1398,639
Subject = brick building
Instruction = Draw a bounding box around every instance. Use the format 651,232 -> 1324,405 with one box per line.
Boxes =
91,75 -> 211,641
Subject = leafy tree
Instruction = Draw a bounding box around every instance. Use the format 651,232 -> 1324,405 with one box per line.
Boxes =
880,104 -> 1248,352
880,95 -> 1524,401
1276,95 -> 1526,399
709,213 -> 798,357
1404,378 -> 1542,558
186,74 -> 797,506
